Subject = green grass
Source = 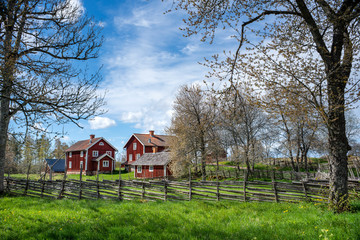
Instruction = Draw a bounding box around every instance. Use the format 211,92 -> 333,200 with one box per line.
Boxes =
1,196 -> 360,240
8,169 -> 136,181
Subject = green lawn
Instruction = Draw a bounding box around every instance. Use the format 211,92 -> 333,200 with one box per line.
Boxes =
0,196 -> 360,239
8,169 -> 136,181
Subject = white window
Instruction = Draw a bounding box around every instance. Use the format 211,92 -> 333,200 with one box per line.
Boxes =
136,153 -> 140,160
69,161 -> 72,169
69,152 -> 72,158
137,166 -> 142,173
99,142 -> 104,146
80,161 -> 83,169
93,150 -> 99,157
103,160 -> 109,167
133,142 -> 137,150
149,166 -> 153,172
129,154 -> 133,161
80,151 -> 83,157
106,151 -> 112,156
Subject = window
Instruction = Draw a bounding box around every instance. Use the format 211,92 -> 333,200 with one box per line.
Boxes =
106,151 -> 112,156
149,166 -> 153,172
80,151 -> 83,157
136,153 -> 140,160
103,160 -> 109,167
129,154 -> 133,161
133,142 -> 137,150
93,150 -> 99,157
69,152 -> 72,158
80,161 -> 83,170
99,142 -> 104,146
69,161 -> 72,169
137,166 -> 142,173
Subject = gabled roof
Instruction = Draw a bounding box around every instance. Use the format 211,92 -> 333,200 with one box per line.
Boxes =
45,159 -> 65,172
130,152 -> 171,166
124,133 -> 175,149
66,137 -> 118,152
91,153 -> 115,162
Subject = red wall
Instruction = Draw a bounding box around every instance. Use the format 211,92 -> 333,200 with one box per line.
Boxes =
134,165 -> 171,178
66,139 -> 115,173
126,136 -> 143,163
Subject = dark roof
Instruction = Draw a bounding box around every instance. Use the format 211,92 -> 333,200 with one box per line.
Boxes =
45,159 -> 65,172
66,137 -> 102,152
124,133 -> 175,148
66,137 -> 117,152
130,152 -> 171,166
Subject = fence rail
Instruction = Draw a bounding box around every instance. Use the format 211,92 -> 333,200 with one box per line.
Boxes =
4,177 -> 360,203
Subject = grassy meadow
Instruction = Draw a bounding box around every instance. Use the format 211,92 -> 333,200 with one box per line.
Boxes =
1,196 -> 360,240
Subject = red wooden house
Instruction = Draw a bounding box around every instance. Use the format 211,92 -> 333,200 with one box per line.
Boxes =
131,151 -> 171,178
65,134 -> 117,175
123,130 -> 174,172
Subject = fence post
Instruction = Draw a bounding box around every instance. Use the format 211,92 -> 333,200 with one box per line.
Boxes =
272,178 -> 278,203
118,168 -> 122,201
243,170 -> 248,202
96,168 -> 100,199
189,181 -> 192,201
78,165 -> 83,200
302,181 -> 309,201
6,172 -> 10,192
58,168 -> 67,199
216,181 -> 220,201
164,181 -> 168,201
41,178 -> 45,198
141,181 -> 145,200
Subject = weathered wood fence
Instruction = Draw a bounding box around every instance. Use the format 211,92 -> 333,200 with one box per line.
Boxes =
206,168 -> 316,181
4,177 -> 360,203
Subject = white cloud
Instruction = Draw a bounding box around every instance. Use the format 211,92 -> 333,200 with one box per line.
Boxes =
98,1 -> 237,133
89,116 -> 116,130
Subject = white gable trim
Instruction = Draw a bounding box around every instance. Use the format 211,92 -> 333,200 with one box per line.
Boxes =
123,134 -> 145,150
94,153 -> 115,162
85,137 -> 118,152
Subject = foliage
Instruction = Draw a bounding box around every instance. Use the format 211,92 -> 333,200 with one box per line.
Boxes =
1,196 -> 360,239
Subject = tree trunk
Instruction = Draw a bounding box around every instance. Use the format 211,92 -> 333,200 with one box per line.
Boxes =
327,71 -> 351,211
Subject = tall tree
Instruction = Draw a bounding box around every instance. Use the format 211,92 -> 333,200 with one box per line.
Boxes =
170,0 -> 360,211
0,0 -> 104,193
168,84 -> 217,180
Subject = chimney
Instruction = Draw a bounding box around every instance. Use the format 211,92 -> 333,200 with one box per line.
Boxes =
149,130 -> 154,137
152,146 -> 158,154
90,134 -> 95,143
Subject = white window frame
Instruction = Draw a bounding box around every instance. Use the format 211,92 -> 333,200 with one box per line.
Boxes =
129,154 -> 133,161
93,150 -> 99,157
106,151 -> 112,156
103,160 -> 109,167
69,161 -> 72,169
99,142 -> 104,146
136,153 -> 140,160
80,161 -> 83,170
69,152 -> 72,158
133,142 -> 137,150
149,165 -> 154,172
80,151 -> 83,157
137,166 -> 142,173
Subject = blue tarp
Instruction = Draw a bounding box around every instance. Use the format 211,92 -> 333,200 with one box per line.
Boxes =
45,159 -> 65,172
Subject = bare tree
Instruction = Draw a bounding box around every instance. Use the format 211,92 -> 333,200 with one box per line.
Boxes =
168,84 -> 217,180
0,0 -> 104,193
170,0 -> 360,211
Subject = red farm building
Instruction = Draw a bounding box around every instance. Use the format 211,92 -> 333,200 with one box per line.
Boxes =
123,130 -> 174,173
65,134 -> 117,175
130,151 -> 171,178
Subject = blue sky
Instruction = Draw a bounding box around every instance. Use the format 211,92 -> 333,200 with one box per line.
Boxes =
54,0 -> 236,152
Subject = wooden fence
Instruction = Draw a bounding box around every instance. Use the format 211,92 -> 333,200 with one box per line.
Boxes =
4,177 -> 360,203
206,168 -> 316,181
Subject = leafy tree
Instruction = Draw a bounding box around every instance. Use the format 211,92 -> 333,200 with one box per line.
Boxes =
0,0 -> 104,192
52,138 -> 69,160
170,0 -> 360,211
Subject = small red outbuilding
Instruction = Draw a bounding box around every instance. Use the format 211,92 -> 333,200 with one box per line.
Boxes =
130,151 -> 171,178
